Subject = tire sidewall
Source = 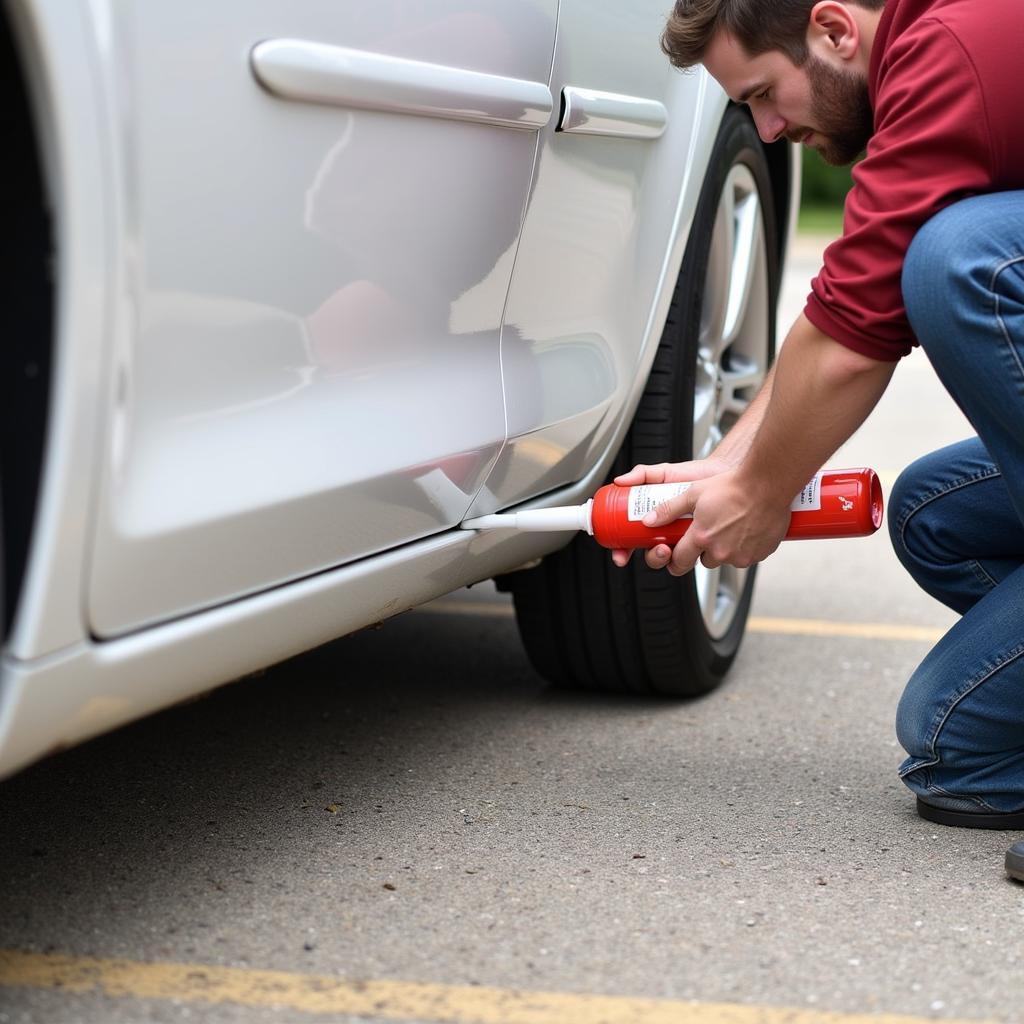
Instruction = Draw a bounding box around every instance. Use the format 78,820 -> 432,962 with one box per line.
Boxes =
634,108 -> 779,674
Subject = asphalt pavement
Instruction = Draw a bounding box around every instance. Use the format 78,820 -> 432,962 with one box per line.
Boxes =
0,235 -> 1020,1024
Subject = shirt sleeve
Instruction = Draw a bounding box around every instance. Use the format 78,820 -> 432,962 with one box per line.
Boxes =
804,19 -> 993,362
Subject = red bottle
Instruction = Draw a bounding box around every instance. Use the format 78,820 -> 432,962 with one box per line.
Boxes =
463,468 -> 883,551
589,468 -> 883,550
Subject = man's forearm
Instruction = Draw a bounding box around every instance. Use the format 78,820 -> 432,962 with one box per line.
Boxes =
622,315 -> 896,575
736,314 -> 896,502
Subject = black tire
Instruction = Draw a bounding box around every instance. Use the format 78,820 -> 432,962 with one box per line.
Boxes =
500,109 -> 779,696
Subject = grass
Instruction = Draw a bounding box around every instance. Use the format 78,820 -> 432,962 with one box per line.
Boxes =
797,203 -> 844,236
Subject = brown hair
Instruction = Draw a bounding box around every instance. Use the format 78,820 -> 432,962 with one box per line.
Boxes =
661,0 -> 885,69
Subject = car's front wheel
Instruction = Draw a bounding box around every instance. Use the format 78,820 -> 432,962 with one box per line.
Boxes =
500,108 -> 779,696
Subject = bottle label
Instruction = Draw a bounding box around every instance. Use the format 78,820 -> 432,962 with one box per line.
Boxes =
791,473 -> 822,512
627,482 -> 693,521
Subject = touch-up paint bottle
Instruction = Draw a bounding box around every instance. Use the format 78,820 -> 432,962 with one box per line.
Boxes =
462,468 -> 883,550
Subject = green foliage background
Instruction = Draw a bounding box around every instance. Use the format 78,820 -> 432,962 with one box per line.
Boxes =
798,148 -> 854,234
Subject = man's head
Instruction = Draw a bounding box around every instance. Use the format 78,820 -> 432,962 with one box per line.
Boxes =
662,0 -> 884,166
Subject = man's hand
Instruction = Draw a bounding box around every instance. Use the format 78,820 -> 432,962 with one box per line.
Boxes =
609,456 -> 733,567
639,466 -> 792,576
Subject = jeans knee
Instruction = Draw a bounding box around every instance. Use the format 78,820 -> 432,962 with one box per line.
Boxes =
902,208 -> 962,350
887,462 -> 915,538
903,194 -> 1024,358
902,216 -> 939,307
887,456 -> 932,569
895,669 -> 935,761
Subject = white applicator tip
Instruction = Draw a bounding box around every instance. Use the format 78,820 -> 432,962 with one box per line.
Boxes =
461,503 -> 593,534
461,514 -> 515,530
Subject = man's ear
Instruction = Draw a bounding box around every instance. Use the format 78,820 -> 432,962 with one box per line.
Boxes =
806,1 -> 861,62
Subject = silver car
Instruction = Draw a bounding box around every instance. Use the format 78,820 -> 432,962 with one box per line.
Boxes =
0,0 -> 798,778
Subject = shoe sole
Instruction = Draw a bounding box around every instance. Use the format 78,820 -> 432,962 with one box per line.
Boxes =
916,797 -> 1024,830
1008,845 -> 1024,883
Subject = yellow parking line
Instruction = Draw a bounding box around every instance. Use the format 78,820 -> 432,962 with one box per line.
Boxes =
0,950 -> 993,1024
420,601 -> 944,643
746,617 -> 944,643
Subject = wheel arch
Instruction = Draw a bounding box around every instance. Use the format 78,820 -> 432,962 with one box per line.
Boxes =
0,0 -> 119,660
0,4 -> 55,643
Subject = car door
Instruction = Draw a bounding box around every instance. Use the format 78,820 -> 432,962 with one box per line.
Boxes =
470,0 -> 707,510
87,0 -> 557,636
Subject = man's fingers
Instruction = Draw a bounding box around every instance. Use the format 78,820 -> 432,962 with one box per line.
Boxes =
642,484 -> 700,527
667,532 -> 703,576
611,548 -> 631,567
613,463 -> 670,486
644,544 -> 673,571
614,457 -> 730,489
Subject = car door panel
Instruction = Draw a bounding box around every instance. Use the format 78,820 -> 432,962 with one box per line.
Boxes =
87,1 -> 557,636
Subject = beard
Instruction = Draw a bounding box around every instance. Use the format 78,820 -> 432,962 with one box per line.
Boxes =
792,55 -> 873,166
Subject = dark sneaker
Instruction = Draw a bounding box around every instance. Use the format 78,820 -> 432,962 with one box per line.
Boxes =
1008,842 -> 1024,883
916,797 -> 1024,829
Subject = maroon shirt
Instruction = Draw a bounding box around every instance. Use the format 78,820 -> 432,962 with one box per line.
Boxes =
804,0 -> 1024,361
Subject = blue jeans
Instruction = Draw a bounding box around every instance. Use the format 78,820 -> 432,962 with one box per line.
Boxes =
889,191 -> 1024,814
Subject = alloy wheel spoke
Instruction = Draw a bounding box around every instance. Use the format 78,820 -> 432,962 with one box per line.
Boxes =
719,356 -> 763,418
692,391 -> 718,461
699,186 -> 735,357
721,189 -> 764,350
694,563 -> 722,631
